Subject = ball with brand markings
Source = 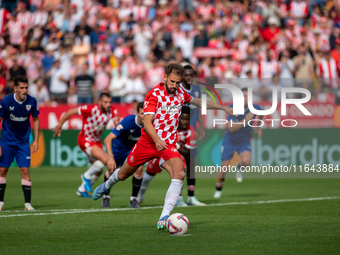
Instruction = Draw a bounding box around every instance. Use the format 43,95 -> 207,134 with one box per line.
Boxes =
166,213 -> 189,236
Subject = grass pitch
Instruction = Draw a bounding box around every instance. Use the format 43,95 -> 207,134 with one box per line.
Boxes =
1,167 -> 339,255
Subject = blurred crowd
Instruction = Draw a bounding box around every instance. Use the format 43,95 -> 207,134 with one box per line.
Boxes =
0,0 -> 340,106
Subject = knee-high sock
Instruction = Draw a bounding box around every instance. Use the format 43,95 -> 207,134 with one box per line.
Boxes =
160,179 -> 183,219
131,175 -> 143,199
187,178 -> 195,197
0,177 -> 6,202
84,160 -> 105,179
105,168 -> 120,190
138,171 -> 155,201
21,179 -> 32,203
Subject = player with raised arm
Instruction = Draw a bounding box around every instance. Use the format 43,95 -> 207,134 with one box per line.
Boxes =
0,75 -> 40,211
92,63 -> 235,230
52,93 -> 119,198
214,87 -> 264,198
102,102 -> 144,208
137,106 -> 197,205
179,64 -> 206,206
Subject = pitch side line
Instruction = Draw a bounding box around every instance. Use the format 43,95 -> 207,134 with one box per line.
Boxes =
1,196 -> 339,218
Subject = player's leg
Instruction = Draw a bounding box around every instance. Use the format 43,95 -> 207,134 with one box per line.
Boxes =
129,165 -> 143,208
0,142 -> 14,211
157,157 -> 186,230
92,162 -> 140,200
138,158 -> 161,204
0,167 -> 9,211
15,144 -> 35,211
236,145 -> 251,183
82,145 -> 107,192
186,155 -> 205,206
214,159 -> 231,198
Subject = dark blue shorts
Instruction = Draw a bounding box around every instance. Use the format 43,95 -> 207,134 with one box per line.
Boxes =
112,147 -> 131,167
0,141 -> 31,168
221,136 -> 251,162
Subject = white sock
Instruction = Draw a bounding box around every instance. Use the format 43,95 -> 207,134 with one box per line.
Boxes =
138,172 -> 155,201
91,174 -> 99,185
84,160 -> 105,179
160,179 -> 183,219
78,182 -> 86,192
105,168 -> 120,190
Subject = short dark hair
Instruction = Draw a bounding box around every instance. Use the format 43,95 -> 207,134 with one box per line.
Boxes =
137,102 -> 144,113
184,65 -> 194,71
181,106 -> 191,115
165,63 -> 185,77
14,75 -> 28,86
99,92 -> 111,100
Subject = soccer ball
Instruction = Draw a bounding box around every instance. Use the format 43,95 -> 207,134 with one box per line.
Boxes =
166,213 -> 189,236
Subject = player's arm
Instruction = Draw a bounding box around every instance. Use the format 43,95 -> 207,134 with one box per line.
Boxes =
104,132 -> 118,174
32,116 -> 40,153
228,112 -> 254,133
190,97 -> 235,117
52,107 -> 79,137
144,114 -> 167,151
197,110 -> 205,140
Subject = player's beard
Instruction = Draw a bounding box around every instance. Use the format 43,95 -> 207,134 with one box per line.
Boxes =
165,80 -> 176,94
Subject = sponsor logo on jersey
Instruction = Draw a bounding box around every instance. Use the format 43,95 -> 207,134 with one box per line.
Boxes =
9,106 -> 14,111
130,129 -> 135,133
130,155 -> 134,162
128,135 -> 140,141
116,124 -> 123,131
10,114 -> 28,122
144,101 -> 149,109
160,105 -> 181,113
26,157 -> 31,159
26,105 -> 31,111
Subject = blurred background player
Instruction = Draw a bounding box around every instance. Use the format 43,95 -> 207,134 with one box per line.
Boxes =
0,75 -> 40,211
102,102 -> 144,208
91,63 -> 234,230
214,87 -> 263,198
180,64 -> 205,206
137,106 -> 198,206
52,93 -> 119,198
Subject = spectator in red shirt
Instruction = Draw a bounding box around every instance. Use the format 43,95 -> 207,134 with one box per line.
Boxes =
261,17 -> 280,45
331,38 -> 340,64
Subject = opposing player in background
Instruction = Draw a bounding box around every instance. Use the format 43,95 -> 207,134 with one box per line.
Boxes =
180,64 -> 206,206
0,75 -> 40,211
52,93 -> 119,198
92,63 -> 235,230
214,87 -> 264,198
137,106 -> 197,205
102,102 -> 144,208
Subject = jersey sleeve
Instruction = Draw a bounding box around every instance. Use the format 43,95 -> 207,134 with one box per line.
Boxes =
186,126 -> 197,149
78,105 -> 94,117
31,98 -> 39,117
0,99 -> 6,118
144,92 -> 158,115
183,90 -> 193,104
111,106 -> 118,117
111,115 -> 131,137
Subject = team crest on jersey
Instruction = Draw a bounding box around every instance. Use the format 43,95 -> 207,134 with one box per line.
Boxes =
194,91 -> 199,97
177,95 -> 183,101
26,105 -> 31,111
116,124 -> 124,131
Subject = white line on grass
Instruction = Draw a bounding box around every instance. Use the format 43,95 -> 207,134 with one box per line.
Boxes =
1,196 -> 339,218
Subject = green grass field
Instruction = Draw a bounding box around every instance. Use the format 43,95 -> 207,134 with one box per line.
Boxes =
1,167 -> 339,255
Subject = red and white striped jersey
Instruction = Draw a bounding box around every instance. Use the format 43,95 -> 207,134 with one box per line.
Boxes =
279,3 -> 288,18
196,4 -> 215,20
289,1 -> 308,18
243,12 -> 262,25
17,11 -> 33,28
311,13 -> 320,28
258,60 -> 279,79
87,53 -> 103,72
319,58 -> 339,89
32,10 -> 48,26
143,83 -> 192,144
131,5 -> 148,21
0,8 -> 11,34
87,15 -> 97,27
7,20 -> 24,45
177,124 -> 197,150
95,71 -> 110,91
78,104 -> 118,143
145,67 -> 165,90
